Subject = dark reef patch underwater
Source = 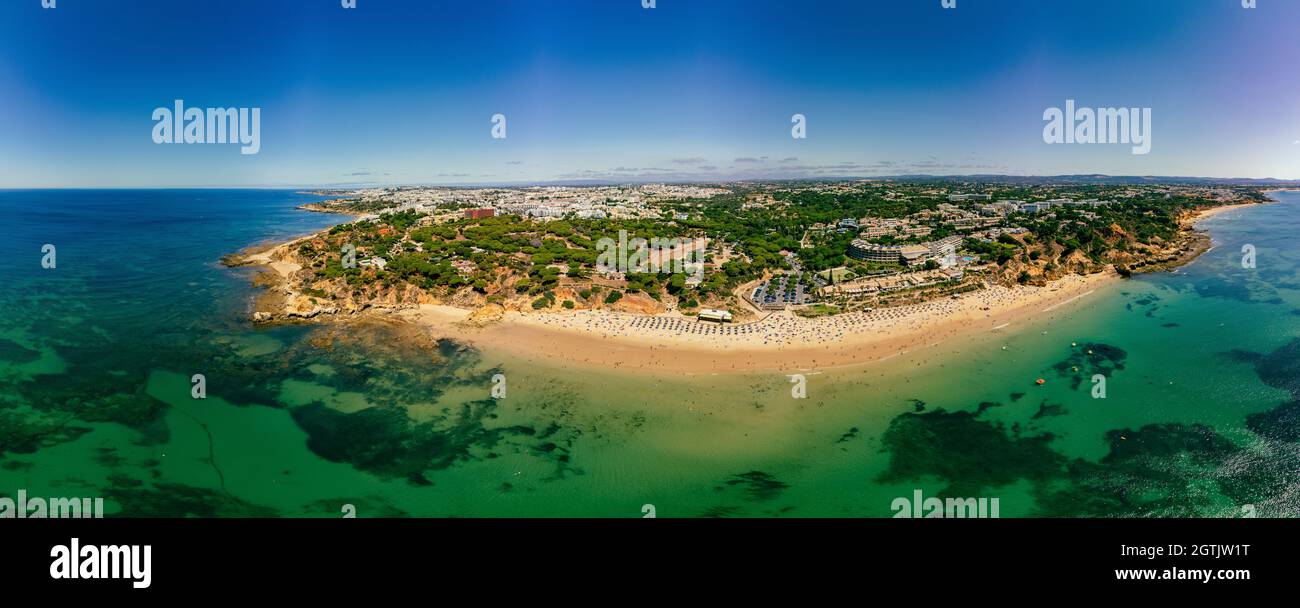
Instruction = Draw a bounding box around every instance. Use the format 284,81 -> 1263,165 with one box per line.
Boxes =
874,337 -> 1300,517
1,316 -> 593,514
1051,342 -> 1127,390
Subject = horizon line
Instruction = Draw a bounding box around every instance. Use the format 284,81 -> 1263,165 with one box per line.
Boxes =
6,173 -> 1300,190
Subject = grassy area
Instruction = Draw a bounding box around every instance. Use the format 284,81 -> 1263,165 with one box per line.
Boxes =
795,303 -> 842,318
815,267 -> 856,283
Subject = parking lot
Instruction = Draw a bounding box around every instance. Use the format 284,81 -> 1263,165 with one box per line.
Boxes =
751,273 -> 814,309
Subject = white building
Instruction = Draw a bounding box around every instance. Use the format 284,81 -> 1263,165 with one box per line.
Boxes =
698,308 -> 733,323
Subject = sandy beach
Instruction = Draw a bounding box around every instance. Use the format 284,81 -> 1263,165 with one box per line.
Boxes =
1192,202 -> 1254,222
395,270 -> 1115,374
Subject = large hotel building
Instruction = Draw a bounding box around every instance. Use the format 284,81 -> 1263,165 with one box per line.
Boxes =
847,235 -> 963,266
847,241 -> 931,265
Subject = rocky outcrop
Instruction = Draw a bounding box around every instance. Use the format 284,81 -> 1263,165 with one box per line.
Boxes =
463,304 -> 506,327
607,292 -> 664,315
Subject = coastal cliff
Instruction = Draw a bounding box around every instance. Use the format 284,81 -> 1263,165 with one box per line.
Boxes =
989,204 -> 1237,287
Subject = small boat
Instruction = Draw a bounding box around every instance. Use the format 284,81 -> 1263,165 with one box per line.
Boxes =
1035,378 -> 1046,385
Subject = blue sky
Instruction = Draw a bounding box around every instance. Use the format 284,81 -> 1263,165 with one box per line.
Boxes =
1,0 -> 1298,187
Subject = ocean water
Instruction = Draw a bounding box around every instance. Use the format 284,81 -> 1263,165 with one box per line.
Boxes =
1,189 -> 1297,517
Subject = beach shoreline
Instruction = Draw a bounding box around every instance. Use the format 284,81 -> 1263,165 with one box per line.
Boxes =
394,269 -> 1117,374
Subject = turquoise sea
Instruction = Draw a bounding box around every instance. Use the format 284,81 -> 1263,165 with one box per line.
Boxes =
1,189 -> 1297,517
